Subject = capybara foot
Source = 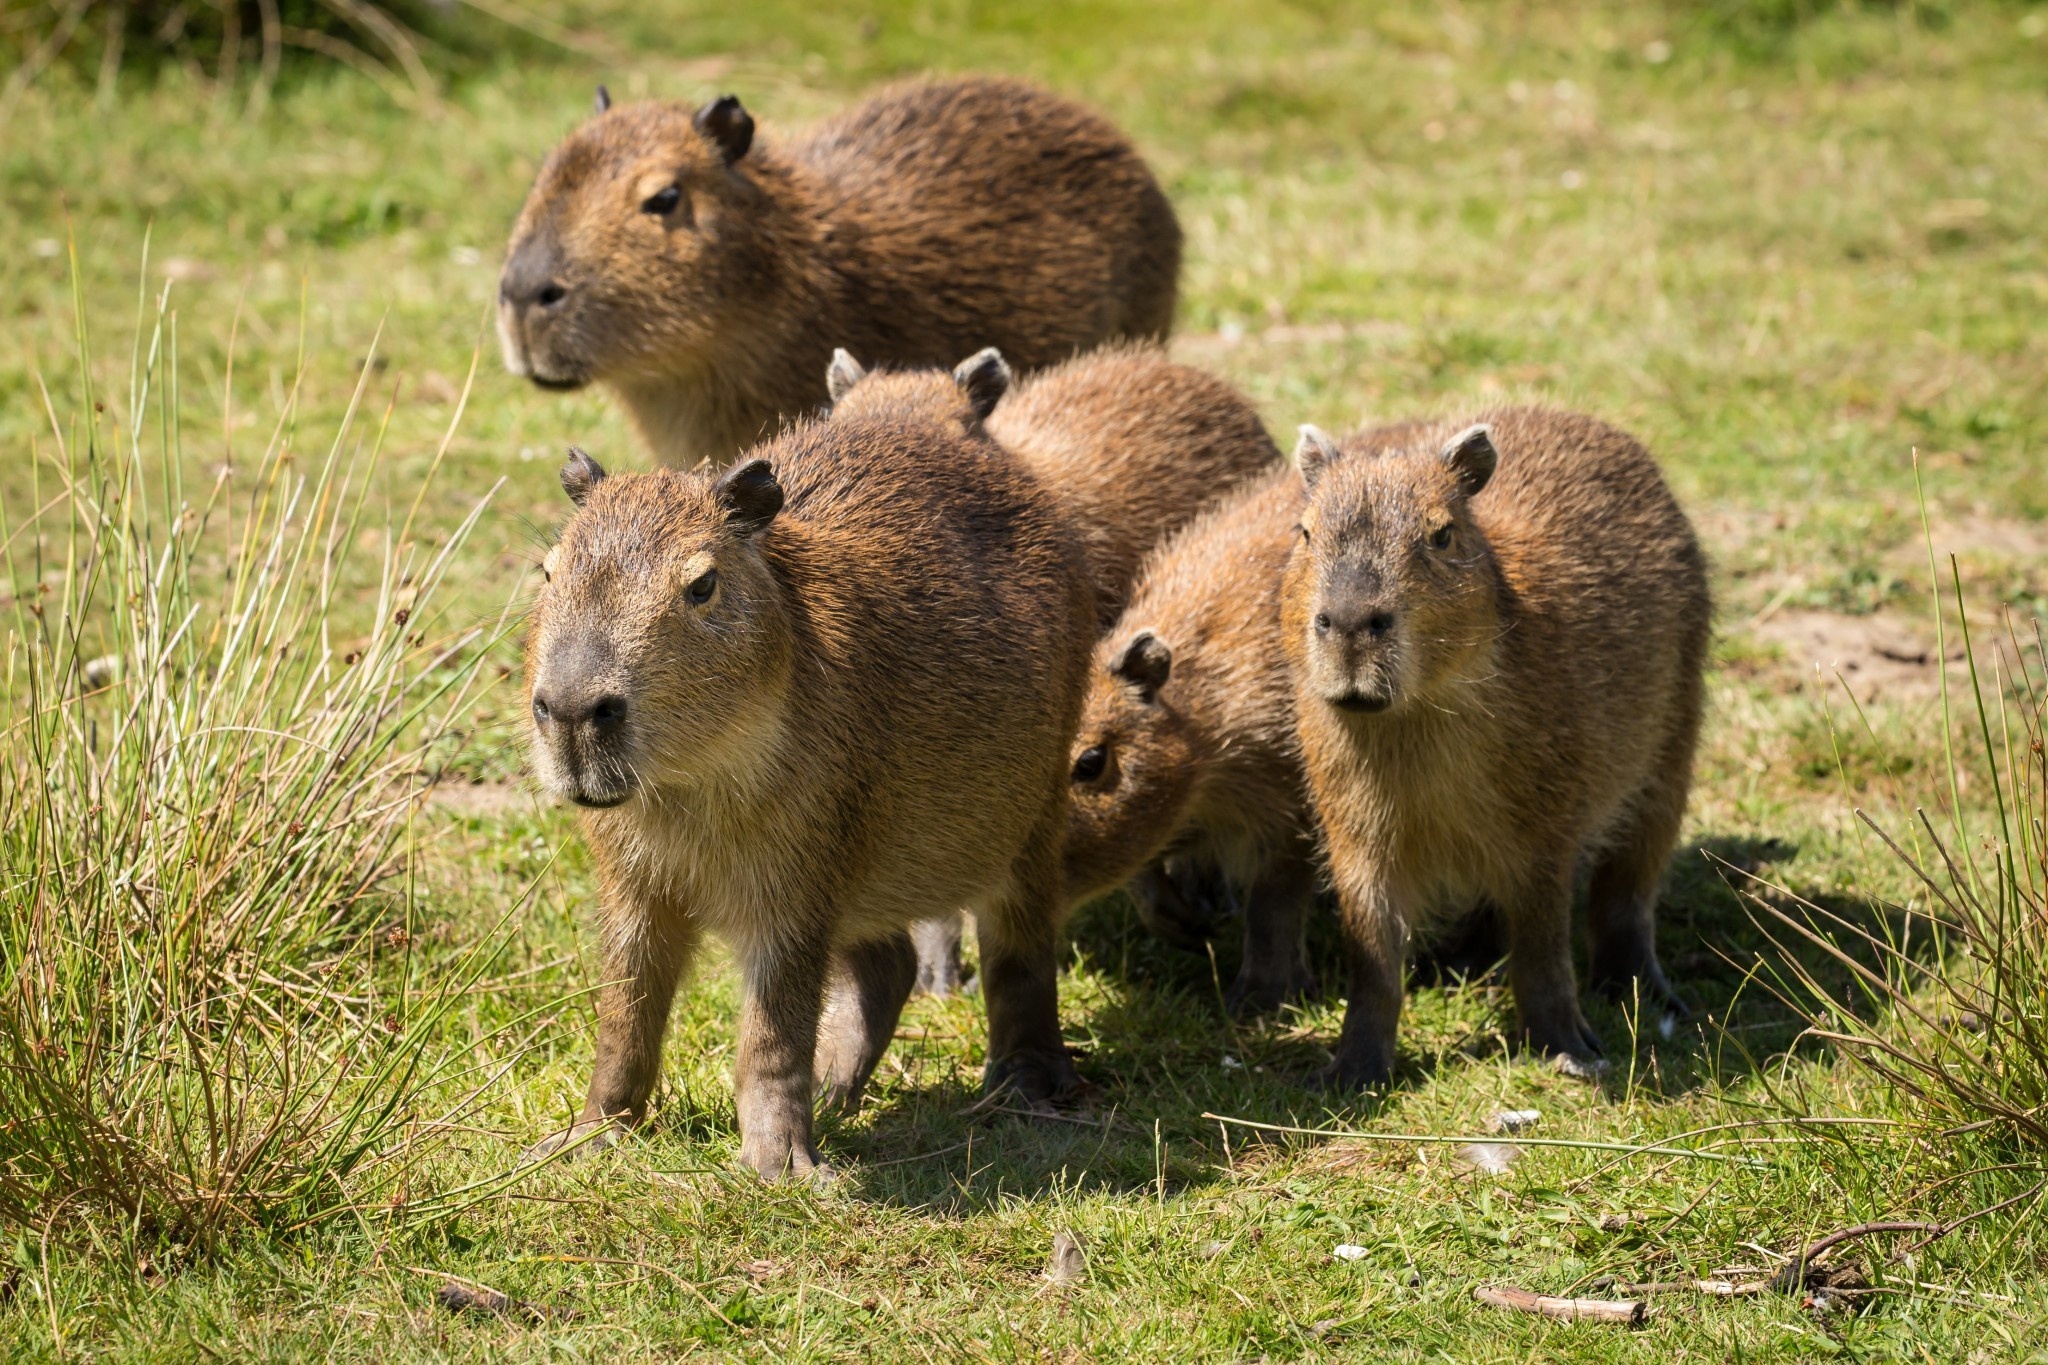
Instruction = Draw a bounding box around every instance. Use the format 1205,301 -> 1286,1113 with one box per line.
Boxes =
738,1126 -> 831,1184
1224,963 -> 1317,1017
984,1046 -> 1081,1107
1523,1010 -> 1607,1078
521,1117 -> 627,1166
1314,1041 -> 1394,1093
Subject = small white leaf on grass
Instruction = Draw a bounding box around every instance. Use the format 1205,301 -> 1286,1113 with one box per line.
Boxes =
1046,1229 -> 1086,1286
1197,1240 -> 1229,1260
1221,1054 -> 1242,1070
1453,1142 -> 1522,1175
1332,1244 -> 1368,1261
1487,1108 -> 1541,1135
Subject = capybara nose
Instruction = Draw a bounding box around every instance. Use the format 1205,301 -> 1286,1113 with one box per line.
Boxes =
1314,595 -> 1396,642
531,689 -> 626,732
501,240 -> 568,311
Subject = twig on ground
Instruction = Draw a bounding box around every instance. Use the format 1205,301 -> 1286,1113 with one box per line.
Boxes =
1473,1284 -> 1645,1324
1772,1220 -> 1946,1293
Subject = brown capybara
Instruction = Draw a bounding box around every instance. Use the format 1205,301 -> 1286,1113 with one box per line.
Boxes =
1062,465 -> 1318,1013
1282,408 -> 1709,1088
522,401 -> 1095,1179
500,77 -> 1181,467
823,344 -> 1284,992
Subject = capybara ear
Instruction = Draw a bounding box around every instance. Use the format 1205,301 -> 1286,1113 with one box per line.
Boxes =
714,458 -> 784,536
593,84 -> 612,115
1440,424 -> 1498,497
1110,630 -> 1173,704
694,94 -> 755,165
826,348 -> 867,406
561,446 -> 608,507
1293,424 -> 1341,490
951,347 -> 1012,422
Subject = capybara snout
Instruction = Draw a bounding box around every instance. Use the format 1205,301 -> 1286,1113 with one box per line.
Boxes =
1291,422 -> 1503,717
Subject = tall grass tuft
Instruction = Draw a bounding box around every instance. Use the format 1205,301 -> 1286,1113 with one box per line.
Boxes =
0,250 -> 525,1250
1744,517 -> 2047,1204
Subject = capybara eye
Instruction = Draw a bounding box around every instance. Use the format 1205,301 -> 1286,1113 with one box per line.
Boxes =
531,698 -> 550,724
1429,523 -> 1454,550
641,184 -> 682,217
1070,745 -> 1107,784
687,568 -> 719,605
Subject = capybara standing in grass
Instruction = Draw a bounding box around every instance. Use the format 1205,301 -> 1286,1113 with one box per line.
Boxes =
1063,465 -> 1319,1013
824,344 -> 1285,991
1282,408 -> 1709,1088
522,406 -> 1094,1179
500,77 -> 1181,467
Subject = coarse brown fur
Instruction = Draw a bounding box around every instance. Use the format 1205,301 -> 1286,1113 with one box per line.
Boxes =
825,345 -> 1284,991
1064,465 -> 1318,1013
500,76 -> 1181,467
522,406 -> 1094,1179
1282,407 -> 1710,1088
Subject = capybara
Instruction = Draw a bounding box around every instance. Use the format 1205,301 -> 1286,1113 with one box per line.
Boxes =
823,344 -> 1284,991
1063,466 -> 1318,1013
1282,408 -> 1709,1087
500,77 -> 1181,467
522,385 -> 1094,1178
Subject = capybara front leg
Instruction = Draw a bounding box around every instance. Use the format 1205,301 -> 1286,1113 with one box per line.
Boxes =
734,935 -> 832,1182
527,905 -> 698,1163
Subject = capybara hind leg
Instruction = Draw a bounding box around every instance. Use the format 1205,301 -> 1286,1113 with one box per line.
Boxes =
1504,868 -> 1604,1075
1226,849 -> 1317,1015
734,936 -> 832,1182
817,929 -> 919,1113
978,825 -> 1078,1106
911,914 -> 968,997
1321,877 -> 1406,1090
1586,786 -> 1688,1018
528,907 -> 698,1164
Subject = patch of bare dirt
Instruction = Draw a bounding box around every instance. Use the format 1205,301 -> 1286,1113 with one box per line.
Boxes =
1746,608 -> 1963,703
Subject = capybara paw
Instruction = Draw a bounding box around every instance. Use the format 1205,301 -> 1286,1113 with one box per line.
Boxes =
521,1117 -> 625,1166
1314,1046 -> 1393,1093
818,1077 -> 868,1117
1224,966 -> 1317,1017
983,1047 -> 1081,1107
1524,1014 -> 1607,1078
737,1129 -> 829,1184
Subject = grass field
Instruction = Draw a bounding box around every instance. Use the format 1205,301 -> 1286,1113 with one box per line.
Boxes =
5,0 -> 2048,1358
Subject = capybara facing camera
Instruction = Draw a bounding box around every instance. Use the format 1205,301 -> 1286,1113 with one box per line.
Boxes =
1283,409 -> 1710,1089
522,375 -> 1095,1179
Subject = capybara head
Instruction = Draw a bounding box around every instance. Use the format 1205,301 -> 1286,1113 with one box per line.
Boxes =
524,445 -> 788,807
1288,422 -> 1501,717
822,347 -> 1012,435
499,93 -> 765,392
1062,629 -> 1193,900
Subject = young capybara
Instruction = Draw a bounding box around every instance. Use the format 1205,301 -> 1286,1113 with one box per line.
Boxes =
522,393 -> 1094,1179
1063,466 -> 1319,1013
1282,408 -> 1709,1088
500,77 -> 1181,467
823,344 -> 1285,992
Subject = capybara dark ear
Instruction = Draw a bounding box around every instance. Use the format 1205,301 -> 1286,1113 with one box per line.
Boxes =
1111,630 -> 1173,704
694,94 -> 755,165
826,348 -> 867,406
1440,424 -> 1498,497
714,458 -> 783,536
593,84 -> 612,115
1293,425 -> 1341,490
561,446 -> 608,507
951,347 -> 1012,422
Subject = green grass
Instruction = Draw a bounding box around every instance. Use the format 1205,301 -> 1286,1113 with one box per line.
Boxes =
6,0 -> 2048,1357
